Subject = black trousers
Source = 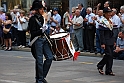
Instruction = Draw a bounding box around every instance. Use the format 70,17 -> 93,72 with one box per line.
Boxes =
18,30 -> 26,46
85,26 -> 95,51
97,45 -> 114,73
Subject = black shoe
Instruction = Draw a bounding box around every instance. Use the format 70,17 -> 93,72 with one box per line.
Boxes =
42,78 -> 48,83
100,52 -> 104,55
95,51 -> 98,55
86,50 -> 90,52
8,48 -> 12,51
105,72 -> 115,76
90,50 -> 94,53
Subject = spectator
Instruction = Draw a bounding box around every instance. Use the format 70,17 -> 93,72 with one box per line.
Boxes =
78,3 -> 87,19
17,10 -> 26,48
111,8 -> 121,42
70,9 -> 84,52
113,31 -> 124,60
94,10 -> 104,55
78,3 -> 87,51
0,8 -> 5,47
104,1 -> 111,8
11,9 -> 20,46
50,8 -> 61,35
62,8 -> 70,32
3,13 -> 12,51
52,25 -> 65,34
118,6 -> 124,31
84,7 -> 96,53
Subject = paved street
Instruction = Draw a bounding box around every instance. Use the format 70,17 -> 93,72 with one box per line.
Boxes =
0,50 -> 124,83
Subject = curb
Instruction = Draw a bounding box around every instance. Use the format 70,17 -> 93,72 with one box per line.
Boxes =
0,46 -> 103,57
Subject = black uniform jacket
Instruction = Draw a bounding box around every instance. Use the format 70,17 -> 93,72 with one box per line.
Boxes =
99,25 -> 115,46
28,14 -> 44,58
29,14 -> 44,41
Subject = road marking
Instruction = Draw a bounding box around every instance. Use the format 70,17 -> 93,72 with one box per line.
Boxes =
63,80 -> 72,82
15,56 -> 24,58
79,62 -> 94,64
0,79 -> 25,83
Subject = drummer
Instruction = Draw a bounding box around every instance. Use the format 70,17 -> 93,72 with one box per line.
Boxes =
51,25 -> 65,35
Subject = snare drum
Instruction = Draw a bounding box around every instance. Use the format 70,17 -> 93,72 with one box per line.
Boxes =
50,33 -> 73,61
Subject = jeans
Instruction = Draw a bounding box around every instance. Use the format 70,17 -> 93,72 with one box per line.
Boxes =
96,29 -> 104,53
34,37 -> 53,83
73,28 -> 84,51
113,51 -> 124,60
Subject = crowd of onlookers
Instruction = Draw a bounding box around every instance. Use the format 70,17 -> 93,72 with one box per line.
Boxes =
0,1 -> 124,60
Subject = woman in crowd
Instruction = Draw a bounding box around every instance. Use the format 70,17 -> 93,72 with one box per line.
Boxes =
3,13 -> 12,51
17,10 -> 27,48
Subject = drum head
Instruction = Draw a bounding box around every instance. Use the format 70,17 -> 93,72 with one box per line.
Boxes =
50,33 -> 68,39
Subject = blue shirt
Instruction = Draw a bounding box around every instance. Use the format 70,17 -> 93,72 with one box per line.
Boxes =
51,14 -> 61,26
116,38 -> 124,49
85,13 -> 95,24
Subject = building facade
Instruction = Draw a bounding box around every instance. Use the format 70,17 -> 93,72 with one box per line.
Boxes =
1,0 -> 34,12
0,0 -> 124,13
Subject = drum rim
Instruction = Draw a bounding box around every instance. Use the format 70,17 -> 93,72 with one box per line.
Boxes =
50,32 -> 69,39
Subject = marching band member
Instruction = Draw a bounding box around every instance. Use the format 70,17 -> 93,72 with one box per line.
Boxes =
28,1 -> 53,83
97,7 -> 115,76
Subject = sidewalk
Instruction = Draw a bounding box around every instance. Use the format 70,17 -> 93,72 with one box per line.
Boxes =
0,46 -> 103,57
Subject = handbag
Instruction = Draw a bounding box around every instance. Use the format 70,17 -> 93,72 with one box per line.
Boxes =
3,26 -> 11,34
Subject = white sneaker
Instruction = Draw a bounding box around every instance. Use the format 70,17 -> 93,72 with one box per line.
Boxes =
22,46 -> 25,48
18,45 -> 22,48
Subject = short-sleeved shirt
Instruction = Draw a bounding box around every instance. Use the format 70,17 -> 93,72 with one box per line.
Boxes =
18,17 -> 26,31
111,14 -> 121,28
72,15 -> 83,29
116,38 -> 124,49
51,14 -> 61,27
95,15 -> 104,29
120,13 -> 124,27
85,13 -> 95,24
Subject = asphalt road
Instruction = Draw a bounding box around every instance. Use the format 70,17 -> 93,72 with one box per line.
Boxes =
0,50 -> 124,83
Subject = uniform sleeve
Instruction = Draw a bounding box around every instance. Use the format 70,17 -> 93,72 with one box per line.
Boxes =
28,17 -> 43,38
99,29 -> 106,45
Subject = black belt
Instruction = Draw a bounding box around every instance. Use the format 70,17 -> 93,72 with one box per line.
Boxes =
113,25 -> 117,27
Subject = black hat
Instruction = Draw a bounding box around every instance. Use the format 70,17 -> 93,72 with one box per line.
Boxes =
30,1 -> 44,11
53,8 -> 59,11
103,7 -> 112,13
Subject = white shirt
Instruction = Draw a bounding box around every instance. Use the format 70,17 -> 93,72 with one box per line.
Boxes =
111,14 -> 121,28
47,11 -> 51,22
120,13 -> 124,27
72,15 -> 83,29
95,15 -> 104,29
63,12 -> 69,25
12,12 -> 20,29
18,16 -> 26,31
